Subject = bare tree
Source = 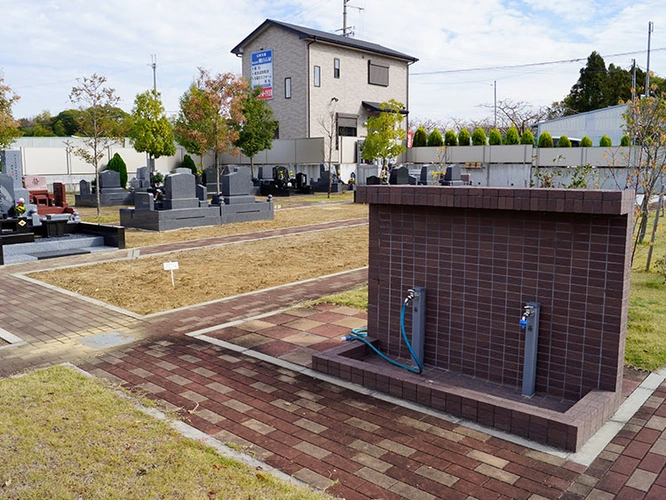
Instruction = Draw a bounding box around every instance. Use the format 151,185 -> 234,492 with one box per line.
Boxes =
480,99 -> 549,134
318,98 -> 338,198
69,74 -> 123,216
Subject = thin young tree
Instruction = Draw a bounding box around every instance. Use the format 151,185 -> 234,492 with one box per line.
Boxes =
623,91 -> 666,260
318,97 -> 339,198
361,99 -> 407,178
234,86 -> 278,179
0,76 -> 21,150
69,74 -> 123,216
174,68 -> 247,193
129,90 -> 176,172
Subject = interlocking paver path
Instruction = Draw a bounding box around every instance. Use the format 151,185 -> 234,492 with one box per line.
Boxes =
2,217 -> 666,498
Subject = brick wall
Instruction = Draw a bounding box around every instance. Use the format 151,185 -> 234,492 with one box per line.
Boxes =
356,186 -> 633,401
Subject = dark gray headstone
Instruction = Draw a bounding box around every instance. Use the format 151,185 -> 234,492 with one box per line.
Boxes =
196,184 -> 207,202
222,167 -> 252,197
165,172 -> 196,200
419,165 -> 438,185
99,169 -> 121,189
0,150 -> 23,189
445,164 -> 461,181
389,166 -> 410,185
366,175 -> 381,185
0,173 -> 15,214
79,180 -> 91,195
134,192 -> 154,211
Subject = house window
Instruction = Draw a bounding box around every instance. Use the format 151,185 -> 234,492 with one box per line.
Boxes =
314,65 -> 321,87
273,123 -> 279,140
285,77 -> 291,99
334,58 -> 340,79
337,113 -> 357,137
368,61 -> 389,87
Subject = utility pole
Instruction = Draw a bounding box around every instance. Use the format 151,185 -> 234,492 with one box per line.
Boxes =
493,80 -> 497,128
632,59 -> 637,101
339,0 -> 363,37
150,54 -> 157,92
645,22 -> 653,97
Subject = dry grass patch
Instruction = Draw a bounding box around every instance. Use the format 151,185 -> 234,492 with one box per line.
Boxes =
29,226 -> 369,315
0,365 -> 331,499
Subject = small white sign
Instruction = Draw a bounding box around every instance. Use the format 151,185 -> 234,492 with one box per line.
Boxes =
128,249 -> 140,260
163,261 -> 179,271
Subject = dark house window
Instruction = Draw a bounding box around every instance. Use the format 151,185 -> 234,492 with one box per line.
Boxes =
368,61 -> 389,87
334,58 -> 340,79
314,65 -> 321,87
337,113 -> 357,137
285,77 -> 291,99
273,123 -> 279,140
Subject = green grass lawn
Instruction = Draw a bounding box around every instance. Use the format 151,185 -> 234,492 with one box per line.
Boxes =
0,365 -> 330,500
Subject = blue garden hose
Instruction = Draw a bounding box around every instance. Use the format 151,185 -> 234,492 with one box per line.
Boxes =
343,295 -> 423,374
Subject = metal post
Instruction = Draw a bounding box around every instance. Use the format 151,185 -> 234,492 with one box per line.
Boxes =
410,286 -> 426,369
646,22 -> 654,97
521,302 -> 540,397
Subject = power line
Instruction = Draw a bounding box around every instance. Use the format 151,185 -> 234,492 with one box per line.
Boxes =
412,48 -> 666,76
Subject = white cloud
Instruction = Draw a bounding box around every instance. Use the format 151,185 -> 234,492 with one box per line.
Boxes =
2,0 -> 665,125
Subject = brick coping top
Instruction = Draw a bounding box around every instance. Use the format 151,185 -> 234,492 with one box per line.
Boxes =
355,186 -> 634,215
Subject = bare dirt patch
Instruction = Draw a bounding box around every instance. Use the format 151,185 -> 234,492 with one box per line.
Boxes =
29,202 -> 369,315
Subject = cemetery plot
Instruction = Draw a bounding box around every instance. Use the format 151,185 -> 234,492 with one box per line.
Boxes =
27,226 -> 369,315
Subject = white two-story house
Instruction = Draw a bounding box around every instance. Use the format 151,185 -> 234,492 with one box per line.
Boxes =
231,19 -> 418,165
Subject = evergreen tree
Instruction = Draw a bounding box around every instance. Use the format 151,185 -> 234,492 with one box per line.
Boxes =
181,154 -> 197,175
504,126 -> 520,145
106,152 -> 128,189
580,136 -> 593,147
471,127 -> 487,145
620,135 -> 631,147
444,130 -> 457,146
520,130 -> 535,145
427,128 -> 443,147
488,128 -> 502,145
538,131 -> 554,148
129,89 -> 176,170
557,135 -> 571,147
599,135 -> 612,147
563,51 -> 608,113
412,126 -> 427,147
458,128 -> 471,146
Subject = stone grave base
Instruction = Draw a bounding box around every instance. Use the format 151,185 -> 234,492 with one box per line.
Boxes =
312,340 -> 621,452
75,191 -> 134,207
119,206 -> 221,232
220,201 -> 274,224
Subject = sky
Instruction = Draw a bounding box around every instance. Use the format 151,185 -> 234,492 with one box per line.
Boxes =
2,0 -> 665,127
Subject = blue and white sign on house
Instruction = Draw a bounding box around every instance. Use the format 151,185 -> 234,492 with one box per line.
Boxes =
251,49 -> 273,100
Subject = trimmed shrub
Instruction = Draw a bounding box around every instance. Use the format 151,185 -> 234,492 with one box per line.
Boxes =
444,130 -> 458,146
620,135 -> 631,147
580,136 -> 593,147
538,131 -> 554,148
427,128 -> 444,147
471,127 -> 487,145
458,128 -> 471,146
504,126 -> 520,145
557,135 -> 571,147
488,128 -> 502,145
181,154 -> 198,175
520,130 -> 535,145
599,135 -> 612,147
412,126 -> 427,147
106,152 -> 128,189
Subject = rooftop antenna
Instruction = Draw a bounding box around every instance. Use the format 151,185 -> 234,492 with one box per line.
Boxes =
336,0 -> 364,37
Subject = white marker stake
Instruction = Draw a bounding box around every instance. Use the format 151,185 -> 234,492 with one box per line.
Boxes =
163,261 -> 179,287
128,248 -> 140,272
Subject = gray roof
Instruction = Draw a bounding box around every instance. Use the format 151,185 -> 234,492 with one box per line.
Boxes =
231,19 -> 418,63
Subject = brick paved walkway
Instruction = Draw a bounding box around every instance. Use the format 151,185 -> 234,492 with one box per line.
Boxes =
2,218 -> 666,498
